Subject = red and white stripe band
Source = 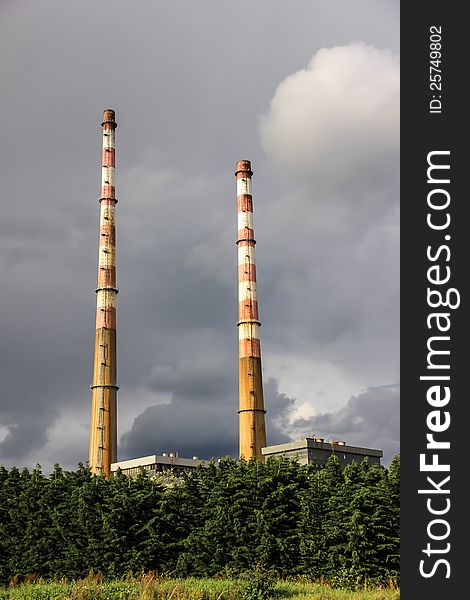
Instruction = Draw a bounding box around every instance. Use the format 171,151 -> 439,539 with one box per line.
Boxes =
96,110 -> 117,330
236,160 -> 261,360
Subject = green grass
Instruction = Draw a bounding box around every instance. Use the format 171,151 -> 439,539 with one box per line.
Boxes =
0,575 -> 400,600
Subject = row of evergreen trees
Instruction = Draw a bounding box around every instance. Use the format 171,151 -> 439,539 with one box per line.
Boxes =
0,455 -> 399,588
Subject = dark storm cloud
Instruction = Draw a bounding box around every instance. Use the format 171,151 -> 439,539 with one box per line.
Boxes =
120,327 -> 295,461
292,385 -> 400,465
121,376 -> 295,460
0,1 -> 399,471
0,414 -> 50,463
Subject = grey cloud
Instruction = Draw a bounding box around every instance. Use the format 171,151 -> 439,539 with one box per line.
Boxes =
0,415 -> 50,463
120,376 -> 294,461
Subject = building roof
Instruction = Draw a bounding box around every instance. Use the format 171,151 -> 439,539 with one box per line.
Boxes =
111,453 -> 205,472
261,437 -> 383,458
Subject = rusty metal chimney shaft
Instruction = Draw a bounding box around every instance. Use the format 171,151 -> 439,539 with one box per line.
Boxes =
236,160 -> 267,460
89,109 -> 119,477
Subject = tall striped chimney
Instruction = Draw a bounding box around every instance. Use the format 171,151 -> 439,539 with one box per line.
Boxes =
236,160 -> 267,461
89,109 -> 119,477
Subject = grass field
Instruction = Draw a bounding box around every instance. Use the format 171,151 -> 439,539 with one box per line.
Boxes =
0,575 -> 400,600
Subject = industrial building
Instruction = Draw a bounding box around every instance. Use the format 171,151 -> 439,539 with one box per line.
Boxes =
262,437 -> 383,469
111,454 -> 206,477
111,438 -> 382,477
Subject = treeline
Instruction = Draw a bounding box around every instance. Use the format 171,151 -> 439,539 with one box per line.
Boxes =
0,455 -> 399,588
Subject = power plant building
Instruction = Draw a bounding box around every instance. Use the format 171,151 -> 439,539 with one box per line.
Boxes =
262,437 -> 383,469
111,454 -> 206,477
111,438 -> 382,478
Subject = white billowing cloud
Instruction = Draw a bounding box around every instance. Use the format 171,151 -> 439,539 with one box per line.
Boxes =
259,43 -> 399,187
263,352 -> 366,417
253,43 -> 399,440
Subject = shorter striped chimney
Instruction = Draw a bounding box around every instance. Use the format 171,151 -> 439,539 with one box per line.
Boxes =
236,160 -> 267,461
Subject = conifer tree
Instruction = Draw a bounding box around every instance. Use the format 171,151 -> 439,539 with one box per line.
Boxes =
0,454 -> 400,584
0,466 -> 17,584
256,458 -> 306,575
298,467 -> 328,579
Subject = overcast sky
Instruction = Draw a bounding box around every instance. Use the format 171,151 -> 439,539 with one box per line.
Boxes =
0,0 -> 399,471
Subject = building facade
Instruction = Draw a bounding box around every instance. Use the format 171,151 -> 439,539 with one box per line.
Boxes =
262,437 -> 383,469
111,454 -> 205,477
